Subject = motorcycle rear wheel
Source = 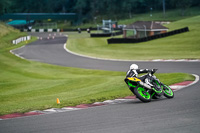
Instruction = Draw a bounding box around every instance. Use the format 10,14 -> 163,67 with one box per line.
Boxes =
163,85 -> 174,98
134,87 -> 151,102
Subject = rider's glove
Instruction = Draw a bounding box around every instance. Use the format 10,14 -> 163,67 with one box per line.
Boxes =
150,69 -> 155,74
148,69 -> 153,72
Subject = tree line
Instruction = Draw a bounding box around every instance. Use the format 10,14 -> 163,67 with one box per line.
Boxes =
0,0 -> 199,22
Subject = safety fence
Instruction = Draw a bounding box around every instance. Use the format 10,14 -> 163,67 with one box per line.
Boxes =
21,29 -> 60,32
107,27 -> 189,44
12,36 -> 31,45
20,27 -> 122,33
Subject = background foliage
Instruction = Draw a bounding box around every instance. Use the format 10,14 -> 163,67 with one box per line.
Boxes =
0,0 -> 200,23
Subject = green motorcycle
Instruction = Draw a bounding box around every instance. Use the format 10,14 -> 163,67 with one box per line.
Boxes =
124,69 -> 174,102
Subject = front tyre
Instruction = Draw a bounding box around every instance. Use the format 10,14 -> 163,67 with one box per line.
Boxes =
134,87 -> 151,102
163,85 -> 174,98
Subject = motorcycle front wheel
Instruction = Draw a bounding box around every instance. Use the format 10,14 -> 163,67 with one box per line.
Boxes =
163,85 -> 174,98
134,87 -> 151,102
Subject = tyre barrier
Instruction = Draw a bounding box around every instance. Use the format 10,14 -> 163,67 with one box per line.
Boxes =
90,31 -> 123,37
91,33 -> 112,37
107,27 -> 189,44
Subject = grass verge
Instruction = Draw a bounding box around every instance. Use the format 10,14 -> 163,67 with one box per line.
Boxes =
66,15 -> 200,60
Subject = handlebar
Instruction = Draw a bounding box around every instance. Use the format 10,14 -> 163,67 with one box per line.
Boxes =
149,69 -> 158,75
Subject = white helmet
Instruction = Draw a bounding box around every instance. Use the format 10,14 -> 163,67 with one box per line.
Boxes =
130,64 -> 138,70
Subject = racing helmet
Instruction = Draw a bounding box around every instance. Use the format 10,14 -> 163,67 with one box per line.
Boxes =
130,64 -> 138,70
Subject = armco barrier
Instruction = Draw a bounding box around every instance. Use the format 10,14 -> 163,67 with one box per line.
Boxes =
107,27 -> 189,44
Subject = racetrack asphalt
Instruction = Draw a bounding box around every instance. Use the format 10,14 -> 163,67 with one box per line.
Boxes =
1,32 -> 200,133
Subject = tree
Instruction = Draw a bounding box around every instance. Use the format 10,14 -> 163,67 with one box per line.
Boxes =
122,0 -> 134,19
169,0 -> 192,16
74,0 -> 88,24
176,0 -> 192,16
0,0 -> 13,14
0,0 -> 199,24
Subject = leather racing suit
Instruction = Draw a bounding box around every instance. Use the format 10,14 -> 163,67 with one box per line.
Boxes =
126,69 -> 154,89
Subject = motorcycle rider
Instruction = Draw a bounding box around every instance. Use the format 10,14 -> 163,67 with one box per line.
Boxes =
126,64 -> 155,89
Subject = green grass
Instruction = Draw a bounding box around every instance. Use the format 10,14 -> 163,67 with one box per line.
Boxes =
66,15 -> 200,60
0,23 -> 195,115
0,22 -> 21,37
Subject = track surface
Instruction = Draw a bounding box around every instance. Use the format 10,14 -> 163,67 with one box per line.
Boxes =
1,33 -> 200,133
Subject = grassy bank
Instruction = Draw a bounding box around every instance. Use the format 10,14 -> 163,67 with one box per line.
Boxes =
66,15 -> 200,60
0,23 -> 195,115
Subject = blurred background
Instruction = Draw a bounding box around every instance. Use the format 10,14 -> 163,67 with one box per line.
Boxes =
0,0 -> 200,29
